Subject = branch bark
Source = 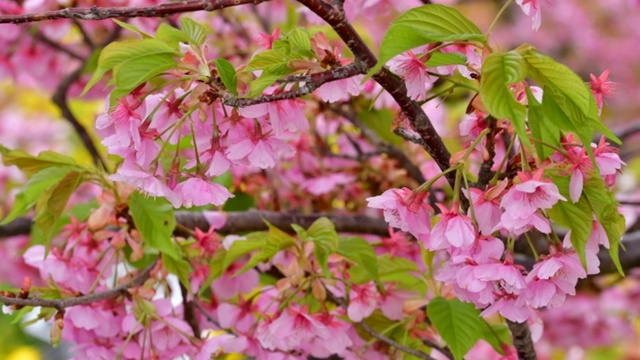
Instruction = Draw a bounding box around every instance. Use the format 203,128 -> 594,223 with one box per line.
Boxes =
0,261 -> 156,312
0,0 -> 270,24
295,0 -> 455,187
507,320 -> 538,360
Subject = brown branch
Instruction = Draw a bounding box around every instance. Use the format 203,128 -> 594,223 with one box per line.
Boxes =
507,320 -> 538,360
295,0 -> 454,187
31,30 -> 85,60
175,210 -> 390,236
0,0 -> 270,24
475,116 -> 497,189
0,261 -> 156,312
52,64 -> 108,169
222,62 -> 365,107
358,320 -> 436,360
329,102 -> 427,184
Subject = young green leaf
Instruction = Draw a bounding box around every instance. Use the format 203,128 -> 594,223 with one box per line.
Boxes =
338,236 -> 379,282
427,297 -> 485,360
180,17 -> 209,46
112,54 -> 177,95
305,217 -> 339,275
286,28 -> 311,51
236,222 -> 296,274
1,166 -> 79,225
128,192 -> 180,260
156,23 -> 191,48
479,322 -> 512,355
215,58 -> 238,95
32,170 -> 84,243
525,87 -> 560,160
582,177 -> 625,275
112,19 -> 152,38
480,51 -> 533,155
547,175 -> 593,268
425,52 -> 468,67
371,4 -> 486,76
82,39 -> 179,96
521,48 -> 621,145
0,145 -> 79,176
162,253 -> 192,289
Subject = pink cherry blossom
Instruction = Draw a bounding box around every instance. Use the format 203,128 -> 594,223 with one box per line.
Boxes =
501,170 -> 566,216
429,204 -> 476,251
516,0 -> 543,31
589,70 -> 615,110
388,51 -> 433,101
347,282 -> 380,322
366,187 -> 432,242
173,177 -> 234,208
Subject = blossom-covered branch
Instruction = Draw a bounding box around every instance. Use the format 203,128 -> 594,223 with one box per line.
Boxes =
0,261 -> 156,312
295,0 -> 455,184
222,61 -> 366,107
0,0 -> 270,24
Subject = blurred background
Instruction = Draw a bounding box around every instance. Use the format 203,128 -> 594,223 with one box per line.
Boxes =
0,0 -> 639,359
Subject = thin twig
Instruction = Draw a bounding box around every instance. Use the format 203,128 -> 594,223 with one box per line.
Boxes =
0,261 -> 156,312
0,0 -> 271,24
31,30 -> 84,60
358,321 -> 436,360
329,102 -> 426,184
294,0 -> 455,188
221,62 -> 365,107
52,64 -> 108,169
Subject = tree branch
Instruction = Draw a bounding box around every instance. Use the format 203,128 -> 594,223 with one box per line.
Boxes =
0,261 -> 156,312
295,0 -> 455,187
0,0 -> 270,24
358,320 -> 436,360
221,61 -> 365,107
328,102 -> 427,184
507,320 -> 538,360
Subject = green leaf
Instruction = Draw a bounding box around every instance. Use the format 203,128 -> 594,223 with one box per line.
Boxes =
521,48 -> 621,146
128,192 -> 180,260
525,87 -> 560,160
480,51 -> 533,155
236,222 -> 296,274
215,58 -> 238,95
222,191 -> 256,211
83,39 -> 179,96
359,108 -> 403,146
547,175 -> 593,267
33,170 -> 84,243
427,297 -> 484,360
0,145 -> 79,176
222,232 -> 267,270
425,52 -> 468,67
371,4 -> 485,76
112,19 -> 152,38
180,17 -> 209,46
338,236 -> 379,282
1,166 -> 79,225
582,177 -> 625,275
246,48 -> 293,73
305,217 -> 339,275
286,28 -> 311,51
112,54 -> 176,95
156,23 -> 191,47
349,254 -> 418,284
162,253 -> 192,289
247,73 -> 287,97
480,323 -> 511,355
